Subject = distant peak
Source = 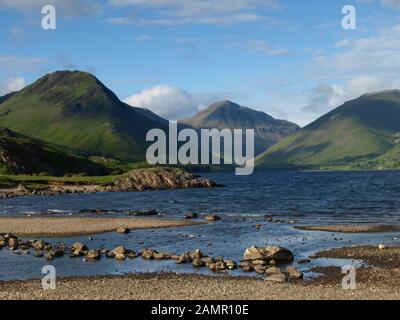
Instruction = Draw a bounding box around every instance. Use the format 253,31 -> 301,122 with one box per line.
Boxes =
207,100 -> 241,110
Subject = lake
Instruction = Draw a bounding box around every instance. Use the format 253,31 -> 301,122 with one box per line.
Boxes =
1,171 -> 400,281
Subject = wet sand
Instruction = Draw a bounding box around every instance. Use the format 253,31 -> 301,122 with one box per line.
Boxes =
1,246 -> 400,300
0,217 -> 204,237
294,224 -> 400,233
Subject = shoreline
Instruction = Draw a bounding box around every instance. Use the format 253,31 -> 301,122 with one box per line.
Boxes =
0,230 -> 399,299
0,217 -> 204,237
294,224 -> 400,233
1,266 -> 399,300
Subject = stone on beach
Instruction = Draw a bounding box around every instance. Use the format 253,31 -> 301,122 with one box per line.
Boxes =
116,227 -> 130,234
192,259 -> 206,268
176,252 -> 192,264
287,266 -> 303,280
243,246 -> 294,262
265,272 -> 289,283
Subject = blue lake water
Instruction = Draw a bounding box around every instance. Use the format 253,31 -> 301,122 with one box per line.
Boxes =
1,171 -> 400,281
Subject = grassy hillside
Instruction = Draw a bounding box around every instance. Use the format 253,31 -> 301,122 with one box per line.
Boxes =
256,90 -> 400,169
0,127 -> 110,176
0,71 -> 168,162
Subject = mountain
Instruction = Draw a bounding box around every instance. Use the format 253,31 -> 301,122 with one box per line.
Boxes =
0,71 -> 168,162
256,90 -> 400,169
180,100 -> 300,156
0,127 -> 109,176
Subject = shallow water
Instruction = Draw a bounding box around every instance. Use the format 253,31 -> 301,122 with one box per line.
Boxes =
1,171 -> 400,281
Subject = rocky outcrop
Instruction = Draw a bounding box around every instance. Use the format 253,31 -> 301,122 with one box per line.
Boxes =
113,169 -> 218,192
1,169 -> 219,199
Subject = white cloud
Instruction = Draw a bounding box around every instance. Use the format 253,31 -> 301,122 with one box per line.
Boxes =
302,76 -> 397,116
315,24 -> 400,78
125,85 -> 227,120
0,77 -> 25,96
0,0 -> 103,16
301,23 -> 400,120
108,0 -> 281,25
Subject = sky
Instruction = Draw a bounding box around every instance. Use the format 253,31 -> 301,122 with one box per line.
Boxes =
1,0 -> 400,126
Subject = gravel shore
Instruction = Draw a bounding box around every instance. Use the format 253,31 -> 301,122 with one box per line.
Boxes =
0,217 -> 203,237
0,271 -> 398,300
1,246 -> 399,300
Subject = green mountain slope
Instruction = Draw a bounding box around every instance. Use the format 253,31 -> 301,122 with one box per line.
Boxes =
0,71 -> 168,162
0,127 -> 110,176
180,100 -> 300,156
256,90 -> 400,169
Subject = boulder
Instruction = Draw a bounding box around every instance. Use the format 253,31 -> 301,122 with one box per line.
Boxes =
116,227 -> 130,234
86,250 -> 100,260
45,252 -> 55,261
205,214 -> 221,222
8,237 -> 18,249
141,248 -> 157,259
106,251 -> 115,258
153,252 -> 170,260
192,259 -> 206,268
243,246 -> 293,262
287,266 -> 303,280
112,246 -> 127,256
252,259 -> 266,266
190,249 -> 203,260
185,212 -> 198,219
32,240 -> 45,251
263,246 -> 294,261
242,264 -> 254,272
265,272 -> 289,283
243,247 -> 264,261
265,267 -> 282,275
126,251 -> 139,259
201,257 -> 214,265
72,242 -> 88,253
115,253 -> 126,260
254,265 -> 266,274
176,252 -> 192,264
209,261 -> 227,272
224,259 -> 237,270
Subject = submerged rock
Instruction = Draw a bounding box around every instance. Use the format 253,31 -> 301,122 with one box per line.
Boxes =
205,214 -> 221,222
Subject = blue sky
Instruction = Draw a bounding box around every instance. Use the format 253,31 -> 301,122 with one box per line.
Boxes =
1,0 -> 400,126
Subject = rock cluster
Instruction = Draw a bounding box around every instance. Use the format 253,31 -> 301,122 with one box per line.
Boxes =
1,234 -> 304,283
240,246 -> 303,282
